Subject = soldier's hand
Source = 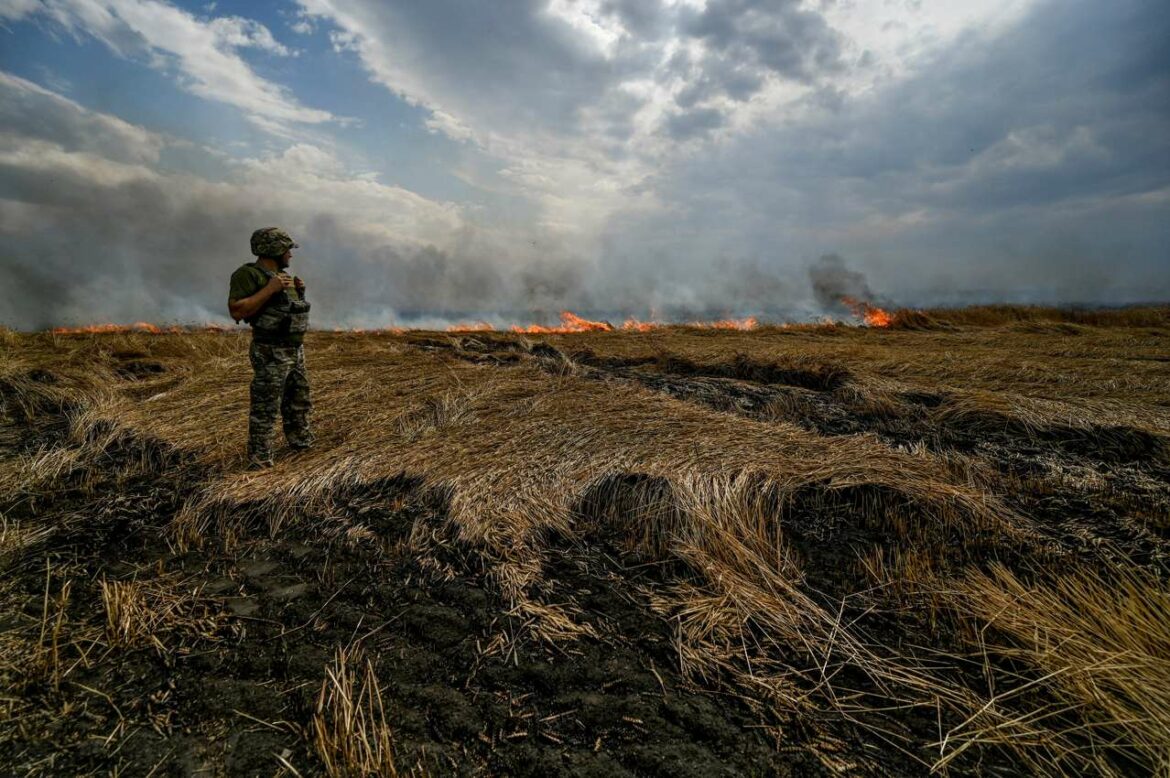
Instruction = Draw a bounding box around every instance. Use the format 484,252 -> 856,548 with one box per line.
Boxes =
268,274 -> 294,291
294,276 -> 305,293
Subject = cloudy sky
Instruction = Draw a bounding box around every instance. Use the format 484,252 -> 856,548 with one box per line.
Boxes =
0,0 -> 1167,328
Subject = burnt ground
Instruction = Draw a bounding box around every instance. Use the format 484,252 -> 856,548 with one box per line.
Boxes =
435,334 -> 1170,576
408,333 -> 1170,776
3,335 -> 1169,776
0,407 -> 848,777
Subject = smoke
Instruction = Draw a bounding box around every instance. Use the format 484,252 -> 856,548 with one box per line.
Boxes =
0,69 -> 820,331
0,71 -> 807,330
0,133 -> 811,328
0,154 -> 802,330
3,71 -> 1165,331
807,253 -> 877,309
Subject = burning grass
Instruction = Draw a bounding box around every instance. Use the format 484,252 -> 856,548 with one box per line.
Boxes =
2,308 -> 1169,775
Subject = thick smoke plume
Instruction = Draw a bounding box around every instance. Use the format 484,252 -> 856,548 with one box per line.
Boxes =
808,253 -> 877,309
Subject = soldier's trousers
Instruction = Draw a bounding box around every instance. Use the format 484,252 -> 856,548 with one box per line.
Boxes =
248,342 -> 313,465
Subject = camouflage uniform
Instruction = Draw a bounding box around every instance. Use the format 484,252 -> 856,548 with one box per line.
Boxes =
248,341 -> 313,465
230,228 -> 314,468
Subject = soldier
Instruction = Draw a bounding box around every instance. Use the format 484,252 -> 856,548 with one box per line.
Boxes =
228,227 -> 314,469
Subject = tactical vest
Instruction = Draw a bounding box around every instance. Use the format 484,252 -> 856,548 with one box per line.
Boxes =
250,265 -> 311,345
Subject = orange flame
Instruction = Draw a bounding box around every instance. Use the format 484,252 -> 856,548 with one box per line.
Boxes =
840,297 -> 892,328
49,322 -> 226,335
619,315 -> 757,331
49,312 -> 771,335
621,317 -> 659,332
446,321 -> 496,333
510,311 -> 615,334
689,316 -> 758,330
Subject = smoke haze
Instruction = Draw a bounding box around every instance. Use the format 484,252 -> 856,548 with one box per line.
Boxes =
808,254 -> 877,310
0,0 -> 1167,330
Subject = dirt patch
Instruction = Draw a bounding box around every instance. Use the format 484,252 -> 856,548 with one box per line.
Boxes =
930,405 -> 1168,465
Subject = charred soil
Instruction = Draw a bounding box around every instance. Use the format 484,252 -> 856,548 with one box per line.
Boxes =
3,320 -> 1170,776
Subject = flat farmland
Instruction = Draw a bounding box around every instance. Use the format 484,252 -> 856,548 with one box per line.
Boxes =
2,307 -> 1168,776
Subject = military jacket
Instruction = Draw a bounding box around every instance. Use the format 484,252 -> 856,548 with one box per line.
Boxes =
229,262 -> 309,345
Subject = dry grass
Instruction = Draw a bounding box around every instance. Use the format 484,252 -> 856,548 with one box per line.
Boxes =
901,303 -> 1170,329
2,308 -> 1169,773
100,577 -> 226,651
940,564 -> 1170,775
312,647 -> 406,778
31,566 -> 74,693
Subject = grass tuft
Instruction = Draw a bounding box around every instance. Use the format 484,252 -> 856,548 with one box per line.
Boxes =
312,646 -> 406,778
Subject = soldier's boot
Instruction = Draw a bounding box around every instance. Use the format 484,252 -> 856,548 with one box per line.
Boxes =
247,416 -> 277,468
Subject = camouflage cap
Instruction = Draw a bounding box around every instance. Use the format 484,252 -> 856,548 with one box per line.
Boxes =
250,227 -> 299,257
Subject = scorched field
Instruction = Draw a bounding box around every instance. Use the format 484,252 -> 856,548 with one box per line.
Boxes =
2,305 -> 1169,777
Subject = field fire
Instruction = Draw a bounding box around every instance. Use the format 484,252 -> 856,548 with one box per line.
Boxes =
48,310 -> 850,338
2,304 -> 1168,776
4,0 -> 1167,772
